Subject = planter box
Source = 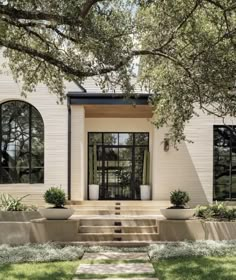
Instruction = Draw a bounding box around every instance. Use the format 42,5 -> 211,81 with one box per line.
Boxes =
30,219 -> 79,243
0,222 -> 31,245
0,211 -> 42,221
159,219 -> 206,241
205,221 -> 236,241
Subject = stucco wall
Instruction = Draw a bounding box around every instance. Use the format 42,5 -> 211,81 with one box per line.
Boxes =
0,57 -> 77,205
71,106 -> 85,200
152,111 -> 236,206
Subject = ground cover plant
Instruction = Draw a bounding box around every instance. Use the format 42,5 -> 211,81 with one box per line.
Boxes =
149,240 -> 236,260
0,243 -> 84,265
195,202 -> 236,221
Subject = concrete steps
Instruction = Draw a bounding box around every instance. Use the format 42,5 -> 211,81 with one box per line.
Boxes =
77,216 -> 159,242
68,200 -> 170,216
78,225 -> 157,233
77,233 -> 159,242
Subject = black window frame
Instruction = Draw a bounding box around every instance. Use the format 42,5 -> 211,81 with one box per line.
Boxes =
88,132 -> 149,200
0,100 -> 44,184
213,125 -> 236,201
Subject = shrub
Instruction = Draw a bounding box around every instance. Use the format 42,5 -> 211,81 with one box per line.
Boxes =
0,243 -> 84,264
0,194 -> 36,211
44,187 -> 66,208
170,189 -> 190,208
195,202 -> 236,221
149,240 -> 236,260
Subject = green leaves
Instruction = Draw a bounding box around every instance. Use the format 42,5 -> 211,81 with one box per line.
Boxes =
0,193 -> 32,211
44,187 -> 66,208
1,1 -> 236,144
170,190 -> 190,207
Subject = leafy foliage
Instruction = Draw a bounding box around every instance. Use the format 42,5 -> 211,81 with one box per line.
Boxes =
0,194 -> 36,211
44,187 -> 66,208
0,1 -> 236,143
170,189 -> 190,208
195,202 -> 236,221
149,240 -> 236,260
0,243 -> 84,264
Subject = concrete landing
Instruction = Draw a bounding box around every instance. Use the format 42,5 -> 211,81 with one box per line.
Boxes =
76,263 -> 155,275
82,252 -> 149,260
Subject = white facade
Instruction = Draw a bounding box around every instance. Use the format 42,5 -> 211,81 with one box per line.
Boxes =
0,57 -> 235,206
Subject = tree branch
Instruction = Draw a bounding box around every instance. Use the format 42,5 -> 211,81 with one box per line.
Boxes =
159,0 -> 202,50
0,38 -> 134,77
0,4 -> 82,26
80,0 -> 105,18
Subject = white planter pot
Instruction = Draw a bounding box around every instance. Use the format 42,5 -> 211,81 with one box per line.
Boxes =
38,208 -> 74,220
89,184 -> 99,200
140,185 -> 151,200
160,208 -> 195,220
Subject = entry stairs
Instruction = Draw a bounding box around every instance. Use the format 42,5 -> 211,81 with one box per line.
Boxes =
66,201 -> 170,244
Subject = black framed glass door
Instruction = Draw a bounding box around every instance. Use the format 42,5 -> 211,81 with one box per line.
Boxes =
88,132 -> 149,200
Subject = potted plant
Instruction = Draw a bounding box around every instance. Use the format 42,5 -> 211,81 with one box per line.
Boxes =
39,187 -> 74,220
89,144 -> 99,200
160,189 -> 195,219
140,149 -> 151,200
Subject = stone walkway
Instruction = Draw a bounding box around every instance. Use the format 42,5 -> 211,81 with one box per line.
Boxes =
74,252 -> 158,280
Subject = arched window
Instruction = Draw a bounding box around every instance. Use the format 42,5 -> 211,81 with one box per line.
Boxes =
0,100 -> 44,184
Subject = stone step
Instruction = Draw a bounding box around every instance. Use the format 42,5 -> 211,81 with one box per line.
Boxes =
79,218 -> 157,227
74,210 -> 162,215
57,240 -> 159,247
76,263 -> 155,275
68,200 -> 170,206
78,225 -> 158,233
77,233 -> 159,242
82,252 -> 149,261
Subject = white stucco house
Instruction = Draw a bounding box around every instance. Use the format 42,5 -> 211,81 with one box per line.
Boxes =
0,55 -> 235,207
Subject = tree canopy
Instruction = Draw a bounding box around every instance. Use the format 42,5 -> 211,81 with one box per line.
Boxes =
0,0 -> 236,144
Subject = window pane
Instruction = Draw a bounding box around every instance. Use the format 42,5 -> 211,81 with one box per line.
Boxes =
31,137 -> 44,167
89,133 -> 102,145
104,147 -> 118,160
104,133 -> 118,145
119,147 -> 132,160
135,147 -> 148,161
214,184 -> 230,200
214,126 -> 232,200
31,168 -> 44,184
119,133 -> 133,145
1,167 -> 30,184
135,133 -> 149,145
0,101 -> 44,184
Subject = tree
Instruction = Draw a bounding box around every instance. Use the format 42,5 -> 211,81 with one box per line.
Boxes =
0,0 -> 236,144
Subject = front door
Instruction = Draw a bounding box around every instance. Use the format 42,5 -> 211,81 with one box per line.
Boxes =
88,132 -> 149,200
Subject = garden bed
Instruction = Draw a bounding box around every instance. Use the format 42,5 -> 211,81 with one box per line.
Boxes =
158,219 -> 236,241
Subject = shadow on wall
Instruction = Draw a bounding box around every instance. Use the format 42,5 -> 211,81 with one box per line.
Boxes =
155,140 -> 210,206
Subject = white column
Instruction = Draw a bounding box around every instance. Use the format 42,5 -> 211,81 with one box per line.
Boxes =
71,106 -> 85,200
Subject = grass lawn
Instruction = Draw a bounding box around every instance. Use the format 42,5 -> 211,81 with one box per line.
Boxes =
1,256 -> 236,280
153,256 -> 236,280
0,261 -> 79,280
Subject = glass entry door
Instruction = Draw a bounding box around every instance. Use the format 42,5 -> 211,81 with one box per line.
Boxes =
88,132 -> 149,200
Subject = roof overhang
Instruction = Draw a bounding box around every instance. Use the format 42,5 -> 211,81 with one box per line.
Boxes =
67,93 -> 153,118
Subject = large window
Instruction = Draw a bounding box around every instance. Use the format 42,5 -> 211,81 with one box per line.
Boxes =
88,132 -> 149,200
214,126 -> 236,200
0,101 -> 44,184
